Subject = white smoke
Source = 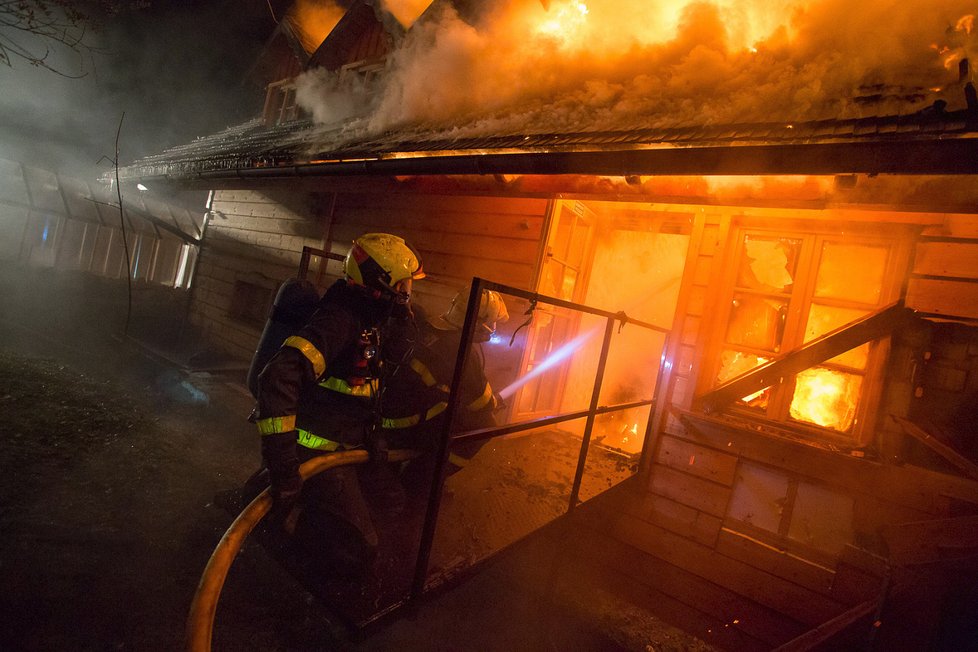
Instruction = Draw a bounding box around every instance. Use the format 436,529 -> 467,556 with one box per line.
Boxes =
295,0 -> 978,140
294,67 -> 378,126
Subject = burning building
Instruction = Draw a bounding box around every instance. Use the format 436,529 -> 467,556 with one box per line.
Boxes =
118,0 -> 978,648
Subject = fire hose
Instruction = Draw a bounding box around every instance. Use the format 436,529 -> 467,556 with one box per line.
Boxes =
185,448 -> 420,652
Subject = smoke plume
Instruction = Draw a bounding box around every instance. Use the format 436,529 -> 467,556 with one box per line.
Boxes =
295,0 -> 977,140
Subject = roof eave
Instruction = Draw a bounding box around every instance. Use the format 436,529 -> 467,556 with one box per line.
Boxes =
130,136 -> 978,185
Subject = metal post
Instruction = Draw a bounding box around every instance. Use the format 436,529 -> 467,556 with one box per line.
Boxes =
410,277 -> 485,601
568,315 -> 616,512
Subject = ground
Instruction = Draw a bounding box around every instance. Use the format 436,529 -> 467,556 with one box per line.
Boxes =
0,265 -> 715,651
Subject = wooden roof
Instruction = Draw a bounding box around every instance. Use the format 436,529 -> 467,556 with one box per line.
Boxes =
118,100 -> 978,183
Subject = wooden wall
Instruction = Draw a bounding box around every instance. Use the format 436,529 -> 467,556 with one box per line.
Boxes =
195,188 -> 326,359
907,213 -> 978,320
327,192 -> 548,315
0,158 -> 200,285
198,188 -> 548,360
581,207 -> 978,649
197,184 -> 978,646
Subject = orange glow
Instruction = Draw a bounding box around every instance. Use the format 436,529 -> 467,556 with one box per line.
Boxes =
382,0 -> 433,28
536,1 -> 590,47
717,350 -> 770,406
288,0 -> 344,54
297,0 -> 978,136
704,176 -> 835,202
940,13 -> 974,69
789,367 -> 860,432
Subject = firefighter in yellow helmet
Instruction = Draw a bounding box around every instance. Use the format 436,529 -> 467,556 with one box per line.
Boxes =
253,233 -> 424,578
379,285 -> 509,492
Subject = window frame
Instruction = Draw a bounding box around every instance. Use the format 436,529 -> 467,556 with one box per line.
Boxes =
707,218 -> 912,446
724,459 -> 855,568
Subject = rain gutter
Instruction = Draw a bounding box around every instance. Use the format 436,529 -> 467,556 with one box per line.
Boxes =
150,137 -> 978,184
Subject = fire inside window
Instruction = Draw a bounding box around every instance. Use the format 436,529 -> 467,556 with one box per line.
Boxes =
714,230 -> 895,438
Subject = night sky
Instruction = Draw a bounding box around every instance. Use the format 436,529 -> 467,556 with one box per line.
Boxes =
0,1 -> 278,179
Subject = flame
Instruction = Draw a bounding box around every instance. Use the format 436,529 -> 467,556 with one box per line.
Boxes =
382,0 -> 433,28
940,13 -> 975,69
297,0 -> 978,136
789,367 -> 860,432
956,14 -> 974,34
288,0 -> 344,54
536,1 -> 590,47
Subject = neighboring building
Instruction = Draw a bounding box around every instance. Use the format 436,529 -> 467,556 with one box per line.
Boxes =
118,1 -> 978,648
0,157 -> 204,288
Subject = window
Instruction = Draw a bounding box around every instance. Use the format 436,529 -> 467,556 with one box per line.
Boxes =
713,226 -> 905,441
230,280 -> 275,328
262,79 -> 301,125
338,57 -> 387,85
727,461 -> 854,559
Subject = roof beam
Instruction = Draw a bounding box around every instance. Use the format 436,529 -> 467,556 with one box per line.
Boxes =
698,302 -> 911,414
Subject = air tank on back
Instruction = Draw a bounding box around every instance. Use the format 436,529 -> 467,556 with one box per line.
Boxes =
246,277 -> 321,398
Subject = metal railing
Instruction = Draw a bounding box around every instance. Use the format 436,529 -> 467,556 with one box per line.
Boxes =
408,277 -> 672,605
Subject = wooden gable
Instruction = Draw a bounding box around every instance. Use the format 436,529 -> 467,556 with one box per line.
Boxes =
246,16 -> 308,91
306,1 -> 400,72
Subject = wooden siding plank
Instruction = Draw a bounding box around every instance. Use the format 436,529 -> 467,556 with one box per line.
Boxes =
334,206 -> 544,240
609,511 -> 846,627
852,494 -> 933,544
569,532 -> 773,650
772,597 -> 880,652
649,463 -> 731,517
892,416 -> 978,481
334,221 -> 540,264
912,242 -> 978,279
906,277 -> 978,319
572,516 -> 808,648
415,252 -> 535,289
635,492 -> 723,547
715,527 -> 836,595
880,515 -> 978,566
657,434 -> 739,485
919,213 -> 978,238
677,412 -> 978,514
335,192 -> 548,217
831,561 -> 886,604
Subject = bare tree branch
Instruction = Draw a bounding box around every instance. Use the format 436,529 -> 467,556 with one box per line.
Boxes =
0,1 -> 147,76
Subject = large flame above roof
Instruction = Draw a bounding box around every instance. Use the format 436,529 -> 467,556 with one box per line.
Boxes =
302,0 -> 975,142
381,0 -> 434,28
288,0 -> 345,54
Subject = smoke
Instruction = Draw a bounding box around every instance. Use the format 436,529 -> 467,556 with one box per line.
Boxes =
0,1 -> 274,180
295,0 -> 977,141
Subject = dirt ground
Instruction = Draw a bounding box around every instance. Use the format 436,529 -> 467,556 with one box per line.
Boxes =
0,265 -> 715,651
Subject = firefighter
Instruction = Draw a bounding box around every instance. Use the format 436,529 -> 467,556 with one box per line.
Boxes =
379,286 -> 509,494
253,232 -> 425,578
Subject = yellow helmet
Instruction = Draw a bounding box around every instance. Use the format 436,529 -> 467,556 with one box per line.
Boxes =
440,286 -> 509,341
344,233 -> 425,300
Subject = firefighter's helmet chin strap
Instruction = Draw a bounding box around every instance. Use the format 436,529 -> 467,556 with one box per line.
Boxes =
346,276 -> 410,306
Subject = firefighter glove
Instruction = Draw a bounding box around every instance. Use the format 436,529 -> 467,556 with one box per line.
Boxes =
269,473 -> 302,534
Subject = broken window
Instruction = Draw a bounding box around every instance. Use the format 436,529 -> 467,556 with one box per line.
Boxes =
714,229 -> 899,440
